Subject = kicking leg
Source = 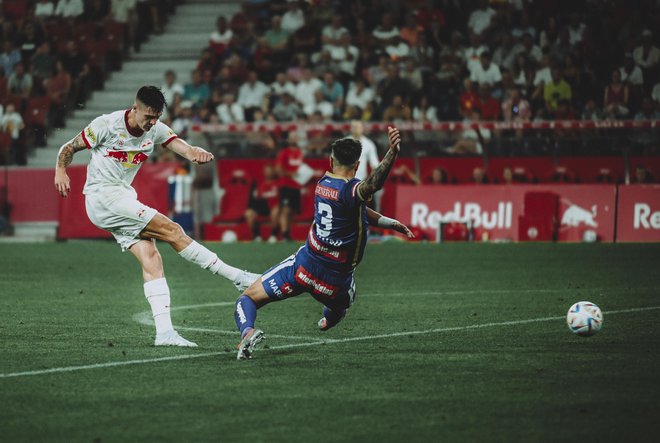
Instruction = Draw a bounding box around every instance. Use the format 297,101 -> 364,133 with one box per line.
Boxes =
140,213 -> 259,291
129,239 -> 197,347
318,307 -> 347,331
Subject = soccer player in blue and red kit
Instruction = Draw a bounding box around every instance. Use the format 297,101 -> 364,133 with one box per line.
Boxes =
233,126 -> 414,359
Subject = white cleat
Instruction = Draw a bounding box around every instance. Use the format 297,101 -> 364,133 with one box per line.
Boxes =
233,270 -> 261,292
154,330 -> 198,347
236,329 -> 265,360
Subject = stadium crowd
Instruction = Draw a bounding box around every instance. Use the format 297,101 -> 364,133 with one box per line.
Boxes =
160,0 -> 660,137
0,0 -> 179,164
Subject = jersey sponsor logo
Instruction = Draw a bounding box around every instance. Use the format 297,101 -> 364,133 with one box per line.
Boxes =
294,265 -> 338,298
85,127 -> 97,143
308,229 -> 348,262
140,140 -> 153,149
137,209 -> 146,218
268,278 -> 283,297
104,150 -> 149,167
315,184 -> 339,201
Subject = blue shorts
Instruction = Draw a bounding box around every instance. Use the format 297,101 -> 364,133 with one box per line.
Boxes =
261,247 -> 356,312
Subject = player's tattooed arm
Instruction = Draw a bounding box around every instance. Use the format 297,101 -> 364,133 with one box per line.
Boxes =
54,133 -> 86,198
358,126 -> 401,201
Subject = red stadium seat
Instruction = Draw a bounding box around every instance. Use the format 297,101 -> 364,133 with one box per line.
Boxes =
25,96 -> 51,128
213,183 -> 251,222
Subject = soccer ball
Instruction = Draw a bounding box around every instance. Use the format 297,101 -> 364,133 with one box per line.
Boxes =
566,301 -> 603,337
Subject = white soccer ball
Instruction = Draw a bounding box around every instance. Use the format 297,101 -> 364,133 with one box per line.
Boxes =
566,301 -> 603,337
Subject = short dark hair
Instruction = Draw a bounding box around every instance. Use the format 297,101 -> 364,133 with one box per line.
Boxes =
136,86 -> 166,113
330,137 -> 362,168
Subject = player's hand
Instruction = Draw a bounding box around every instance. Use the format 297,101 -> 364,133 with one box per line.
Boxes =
190,146 -> 214,164
387,126 -> 401,153
392,220 -> 415,239
54,170 -> 71,198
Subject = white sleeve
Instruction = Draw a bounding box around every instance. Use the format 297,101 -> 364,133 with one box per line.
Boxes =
153,121 -> 178,146
81,116 -> 110,150
365,139 -> 379,168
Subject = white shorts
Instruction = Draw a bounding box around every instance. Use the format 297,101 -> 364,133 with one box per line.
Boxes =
85,187 -> 158,251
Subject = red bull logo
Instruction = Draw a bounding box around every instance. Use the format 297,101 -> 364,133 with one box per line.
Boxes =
561,202 -> 598,228
104,149 -> 149,167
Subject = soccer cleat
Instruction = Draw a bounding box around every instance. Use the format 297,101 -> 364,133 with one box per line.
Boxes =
318,317 -> 330,331
236,328 -> 265,360
233,270 -> 261,292
155,330 -> 198,347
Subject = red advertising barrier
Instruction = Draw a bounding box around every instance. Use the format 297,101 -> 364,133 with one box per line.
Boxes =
395,185 -> 617,242
0,169 -> 59,222
616,185 -> 660,242
57,163 -> 178,239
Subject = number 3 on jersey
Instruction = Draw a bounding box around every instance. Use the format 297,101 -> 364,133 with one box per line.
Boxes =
316,202 -> 333,238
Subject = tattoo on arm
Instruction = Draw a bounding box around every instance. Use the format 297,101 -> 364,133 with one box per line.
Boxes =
56,134 -> 87,169
358,147 -> 399,200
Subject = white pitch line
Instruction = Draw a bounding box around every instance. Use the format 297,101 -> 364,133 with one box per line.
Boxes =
1,305 -> 659,380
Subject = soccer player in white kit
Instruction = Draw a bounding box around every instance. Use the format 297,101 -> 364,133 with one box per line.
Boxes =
54,86 -> 259,347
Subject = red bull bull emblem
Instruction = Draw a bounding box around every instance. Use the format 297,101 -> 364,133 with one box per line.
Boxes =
104,149 -> 149,167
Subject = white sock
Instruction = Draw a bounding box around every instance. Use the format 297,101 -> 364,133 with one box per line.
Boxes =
178,241 -> 241,282
144,278 -> 174,335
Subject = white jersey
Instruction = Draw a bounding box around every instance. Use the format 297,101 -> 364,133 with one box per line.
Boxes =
81,109 -> 177,194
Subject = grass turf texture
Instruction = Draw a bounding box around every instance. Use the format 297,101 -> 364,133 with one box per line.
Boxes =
0,241 -> 659,442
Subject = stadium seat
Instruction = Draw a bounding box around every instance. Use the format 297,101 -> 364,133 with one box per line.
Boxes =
213,183 -> 251,222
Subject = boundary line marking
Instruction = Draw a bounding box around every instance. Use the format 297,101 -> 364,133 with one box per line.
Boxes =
2,305 -> 658,379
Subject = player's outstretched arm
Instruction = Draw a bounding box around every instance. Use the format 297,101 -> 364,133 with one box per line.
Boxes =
165,138 -> 214,164
366,207 -> 415,238
357,126 -> 401,201
54,133 -> 87,198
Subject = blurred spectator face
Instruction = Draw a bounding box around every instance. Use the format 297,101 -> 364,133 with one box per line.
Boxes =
6,104 -> 15,114
503,167 -> 513,184
509,88 -> 520,102
641,98 -> 654,114
470,109 -> 482,122
224,94 -> 234,105
340,33 -> 351,46
551,67 -> 561,83
165,70 -> 176,85
540,54 -> 551,67
66,40 -> 78,54
264,164 -> 275,180
463,77 -> 473,91
392,95 -> 403,107
191,70 -> 201,85
501,33 -> 512,48
469,32 -> 481,47
331,15 -> 342,29
324,72 -> 334,85
635,166 -> 648,183
623,56 -> 634,71
473,167 -> 486,184
248,71 -> 257,83
275,72 -> 286,84
381,13 -> 393,29
302,68 -> 312,81
387,65 -> 399,80
216,16 -> 227,32
272,15 -> 282,30
522,34 -> 533,50
478,83 -> 491,98
611,70 -> 621,83
480,53 -> 491,69
419,96 -> 429,108
405,14 -> 416,29
431,168 -> 445,184
14,63 -> 24,76
350,120 -> 364,138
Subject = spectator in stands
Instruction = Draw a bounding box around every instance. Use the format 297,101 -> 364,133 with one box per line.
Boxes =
511,10 -> 536,42
275,134 -> 305,241
34,0 -> 55,18
54,0 -> 84,19
470,51 -> 502,88
512,54 -> 532,92
458,77 -> 479,118
321,15 -> 348,53
471,167 -> 488,184
377,64 -> 410,117
0,41 -> 21,77
372,12 -> 408,58
603,69 -> 629,119
344,78 -> 374,121
330,33 -> 359,85
216,93 -> 245,123
45,60 -> 71,128
281,1 -> 304,34
413,96 -> 438,123
532,54 -> 552,102
619,53 -> 644,88
223,53 -> 248,86
581,99 -> 604,121
31,42 -> 55,90
237,70 -> 269,121
409,32 -> 435,71
310,49 -> 337,78
383,95 -> 412,122
502,86 -> 531,122
290,9 -> 318,54
264,15 -> 289,56
161,70 -> 183,112
634,97 -> 660,120
553,99 -> 576,120
467,0 -> 496,36
544,67 -> 572,113
17,21 -> 44,61
400,14 -> 423,48
428,167 -> 449,185
209,16 -> 233,57
652,81 -> 660,105
111,0 -> 138,51
0,103 -> 25,164
60,40 -> 91,105
634,165 -> 653,184
476,83 -> 500,121
502,167 -> 514,184
7,62 -> 32,99
550,28 -> 572,65
366,54 -> 390,86
86,0 -> 110,22
272,91 -> 301,122
171,100 -> 194,138
492,33 -> 520,71
245,164 -> 280,242
304,89 -> 334,119
520,33 -> 542,63
294,68 -> 322,112
230,19 -> 258,60
196,48 -> 219,81
450,108 -> 491,155
567,12 -> 586,46
320,71 -> 343,118
632,30 -> 659,75
539,16 -> 558,49
464,32 -> 488,74
269,72 -> 295,104
400,60 -> 423,93
183,69 -> 211,108
0,68 -> 8,101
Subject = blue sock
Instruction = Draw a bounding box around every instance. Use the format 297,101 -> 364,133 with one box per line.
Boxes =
235,295 -> 257,338
323,306 -> 346,329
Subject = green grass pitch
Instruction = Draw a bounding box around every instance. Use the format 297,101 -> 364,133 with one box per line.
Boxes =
1,241 -> 659,442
